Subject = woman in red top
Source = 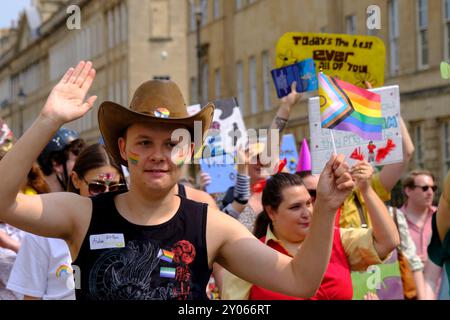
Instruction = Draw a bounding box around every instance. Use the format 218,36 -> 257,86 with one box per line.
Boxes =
242,170 -> 399,300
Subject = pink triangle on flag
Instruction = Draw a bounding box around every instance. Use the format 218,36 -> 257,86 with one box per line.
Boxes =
296,138 -> 311,172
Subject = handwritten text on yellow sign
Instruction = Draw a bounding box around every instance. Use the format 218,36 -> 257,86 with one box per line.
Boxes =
276,32 -> 386,88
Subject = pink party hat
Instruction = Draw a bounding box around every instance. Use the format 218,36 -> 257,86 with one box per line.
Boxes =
296,138 -> 312,172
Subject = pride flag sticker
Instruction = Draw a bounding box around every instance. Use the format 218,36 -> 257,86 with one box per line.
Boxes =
158,249 -> 174,263
160,267 -> 176,279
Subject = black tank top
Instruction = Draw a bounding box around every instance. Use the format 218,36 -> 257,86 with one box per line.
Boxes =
72,191 -> 211,300
177,183 -> 186,197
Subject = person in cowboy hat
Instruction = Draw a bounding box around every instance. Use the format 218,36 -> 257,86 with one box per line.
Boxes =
0,61 -> 355,300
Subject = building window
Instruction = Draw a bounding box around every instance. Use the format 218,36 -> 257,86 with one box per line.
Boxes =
201,0 -> 208,25
214,0 -> 220,19
121,78 -> 128,106
150,1 -> 170,39
236,61 -> 244,110
190,2 -> 196,31
414,124 -> 425,168
214,68 -> 221,99
190,77 -> 198,104
445,0 -> 450,60
417,0 -> 429,68
345,15 -> 357,34
249,56 -> 258,114
235,0 -> 243,10
262,51 -> 271,111
114,6 -> 120,46
120,2 -> 127,43
201,62 -> 209,102
389,0 -> 400,76
107,10 -> 114,48
443,121 -> 450,175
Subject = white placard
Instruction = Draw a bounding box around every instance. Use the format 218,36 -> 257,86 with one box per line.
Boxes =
308,85 -> 403,174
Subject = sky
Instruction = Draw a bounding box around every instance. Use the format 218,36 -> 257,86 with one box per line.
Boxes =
0,0 -> 32,29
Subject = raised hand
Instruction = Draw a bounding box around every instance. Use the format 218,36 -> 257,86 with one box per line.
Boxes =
351,160 -> 374,192
280,81 -> 302,107
40,61 -> 97,126
199,171 -> 212,191
316,154 -> 355,211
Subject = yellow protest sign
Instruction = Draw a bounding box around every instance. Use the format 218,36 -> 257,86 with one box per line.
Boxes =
276,32 -> 386,88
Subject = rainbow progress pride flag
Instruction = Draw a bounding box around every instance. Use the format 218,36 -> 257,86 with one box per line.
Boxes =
319,73 -> 383,141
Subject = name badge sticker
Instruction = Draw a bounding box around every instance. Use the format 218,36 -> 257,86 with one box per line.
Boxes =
89,233 -> 125,250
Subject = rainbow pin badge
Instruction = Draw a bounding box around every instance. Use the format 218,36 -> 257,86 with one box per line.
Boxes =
160,267 -> 176,279
56,265 -> 73,278
158,249 -> 175,263
154,107 -> 170,119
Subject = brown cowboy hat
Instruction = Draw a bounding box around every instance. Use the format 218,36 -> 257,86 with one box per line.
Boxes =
98,79 -> 214,167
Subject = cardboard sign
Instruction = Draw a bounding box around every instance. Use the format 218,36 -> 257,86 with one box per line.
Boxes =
308,85 -> 403,174
351,250 -> 404,300
188,98 -> 247,160
276,32 -> 386,88
271,58 -> 318,98
280,134 -> 299,173
199,154 -> 237,194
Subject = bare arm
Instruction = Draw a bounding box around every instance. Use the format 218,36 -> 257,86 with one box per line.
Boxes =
379,117 -> 415,192
185,185 -> 219,210
353,161 -> 400,258
423,259 -> 442,299
0,230 -> 20,253
211,154 -> 354,298
268,82 -> 301,152
413,270 -> 426,300
0,61 -> 96,245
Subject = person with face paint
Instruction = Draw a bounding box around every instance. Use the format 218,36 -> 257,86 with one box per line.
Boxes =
0,61 -> 355,300
7,144 -> 125,300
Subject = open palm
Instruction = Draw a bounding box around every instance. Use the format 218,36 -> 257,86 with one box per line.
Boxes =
41,61 -> 97,126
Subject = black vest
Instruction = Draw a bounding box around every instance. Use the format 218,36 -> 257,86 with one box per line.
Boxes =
72,190 -> 211,300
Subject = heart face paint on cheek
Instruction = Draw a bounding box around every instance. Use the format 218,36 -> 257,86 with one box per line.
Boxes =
129,151 -> 140,166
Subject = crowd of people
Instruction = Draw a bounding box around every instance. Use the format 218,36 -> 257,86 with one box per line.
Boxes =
0,60 -> 448,300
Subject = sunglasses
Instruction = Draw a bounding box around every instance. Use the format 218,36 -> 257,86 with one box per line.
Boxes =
83,179 -> 127,196
413,185 -> 437,192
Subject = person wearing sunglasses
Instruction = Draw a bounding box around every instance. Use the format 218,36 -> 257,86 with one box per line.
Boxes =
7,143 -> 126,300
296,171 -> 319,204
401,169 -> 438,265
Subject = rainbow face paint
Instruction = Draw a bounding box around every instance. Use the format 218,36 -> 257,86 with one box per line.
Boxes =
129,151 -> 140,165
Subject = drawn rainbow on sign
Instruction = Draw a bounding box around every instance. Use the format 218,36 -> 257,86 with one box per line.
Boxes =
129,152 -> 139,165
56,265 -> 72,278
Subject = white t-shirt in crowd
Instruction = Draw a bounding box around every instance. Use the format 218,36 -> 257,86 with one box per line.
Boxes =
0,223 -> 24,300
7,233 -> 75,300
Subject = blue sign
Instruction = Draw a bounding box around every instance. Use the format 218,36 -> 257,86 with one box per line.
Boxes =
199,153 -> 237,194
271,58 -> 318,98
280,134 -> 299,174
